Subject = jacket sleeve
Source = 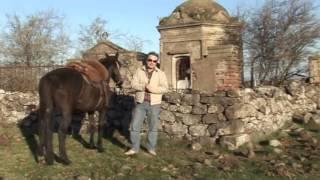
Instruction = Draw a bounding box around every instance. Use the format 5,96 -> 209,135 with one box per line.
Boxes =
147,71 -> 169,94
131,70 -> 145,91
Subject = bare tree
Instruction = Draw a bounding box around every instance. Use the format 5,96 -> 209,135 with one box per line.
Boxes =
0,10 -> 70,66
78,17 -> 148,53
78,17 -> 110,51
115,33 -> 150,52
243,0 -> 320,86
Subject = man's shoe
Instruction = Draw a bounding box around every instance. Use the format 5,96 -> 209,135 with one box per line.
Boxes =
124,149 -> 137,155
148,149 -> 157,156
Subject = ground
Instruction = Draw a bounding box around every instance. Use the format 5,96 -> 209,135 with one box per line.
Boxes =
0,121 -> 319,180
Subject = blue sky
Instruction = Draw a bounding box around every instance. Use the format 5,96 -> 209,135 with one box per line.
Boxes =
0,0 -> 261,53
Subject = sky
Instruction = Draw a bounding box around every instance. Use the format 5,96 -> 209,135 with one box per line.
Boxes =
0,0 -> 262,54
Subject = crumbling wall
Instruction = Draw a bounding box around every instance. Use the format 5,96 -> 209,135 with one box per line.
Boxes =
2,81 -> 320,151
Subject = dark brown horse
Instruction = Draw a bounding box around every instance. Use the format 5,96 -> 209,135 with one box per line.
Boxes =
38,53 -> 123,165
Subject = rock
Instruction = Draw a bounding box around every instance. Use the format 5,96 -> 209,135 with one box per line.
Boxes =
191,104 -> 207,115
74,175 -> 91,180
189,125 -> 208,137
203,159 -> 212,166
159,110 -> 175,123
225,103 -> 257,120
269,139 -> 282,147
163,123 -> 188,137
273,148 -> 283,154
191,142 -> 202,151
220,134 -> 251,151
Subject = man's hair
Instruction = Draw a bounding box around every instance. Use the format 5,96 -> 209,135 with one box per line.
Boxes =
146,51 -> 159,60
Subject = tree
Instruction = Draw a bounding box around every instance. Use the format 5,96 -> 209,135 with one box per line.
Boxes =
78,17 -> 110,51
115,33 -> 149,52
243,0 -> 320,86
78,17 -> 148,53
0,10 -> 70,66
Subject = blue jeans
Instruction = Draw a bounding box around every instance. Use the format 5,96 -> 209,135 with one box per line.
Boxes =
129,102 -> 161,152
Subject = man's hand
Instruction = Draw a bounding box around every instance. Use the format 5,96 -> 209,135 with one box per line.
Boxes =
145,84 -> 152,93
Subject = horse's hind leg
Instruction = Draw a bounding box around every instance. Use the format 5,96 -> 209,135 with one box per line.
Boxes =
97,109 -> 107,152
37,109 -> 46,161
45,114 -> 54,165
58,108 -> 72,165
38,79 -> 55,165
88,112 -> 96,149
38,107 -> 54,165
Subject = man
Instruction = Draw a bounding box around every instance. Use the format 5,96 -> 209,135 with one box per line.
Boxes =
125,52 -> 168,156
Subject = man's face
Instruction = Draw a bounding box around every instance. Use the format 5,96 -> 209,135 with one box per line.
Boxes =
146,54 -> 158,70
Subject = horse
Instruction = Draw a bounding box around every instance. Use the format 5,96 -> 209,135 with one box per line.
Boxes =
37,53 -> 123,165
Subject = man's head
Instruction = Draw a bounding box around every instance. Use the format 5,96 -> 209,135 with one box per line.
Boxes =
145,52 -> 159,70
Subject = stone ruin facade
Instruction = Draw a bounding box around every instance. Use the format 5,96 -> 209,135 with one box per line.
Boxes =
309,54 -> 320,83
158,0 -> 242,93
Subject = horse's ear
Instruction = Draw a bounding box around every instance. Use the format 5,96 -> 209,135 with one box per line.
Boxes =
105,53 -> 109,58
115,52 -> 119,58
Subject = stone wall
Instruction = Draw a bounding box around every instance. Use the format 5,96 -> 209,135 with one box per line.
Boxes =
2,81 -> 320,150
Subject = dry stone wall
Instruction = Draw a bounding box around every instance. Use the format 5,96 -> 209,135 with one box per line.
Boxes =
1,81 -> 320,150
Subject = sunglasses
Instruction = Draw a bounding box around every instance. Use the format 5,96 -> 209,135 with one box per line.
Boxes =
147,59 -> 158,63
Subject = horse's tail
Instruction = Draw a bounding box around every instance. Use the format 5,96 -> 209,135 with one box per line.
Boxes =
38,77 -> 55,164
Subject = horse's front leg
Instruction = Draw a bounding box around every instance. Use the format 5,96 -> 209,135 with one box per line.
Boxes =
58,110 -> 72,165
97,108 -> 107,152
88,112 -> 96,149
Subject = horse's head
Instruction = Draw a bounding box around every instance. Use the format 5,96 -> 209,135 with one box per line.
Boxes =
99,52 -> 123,88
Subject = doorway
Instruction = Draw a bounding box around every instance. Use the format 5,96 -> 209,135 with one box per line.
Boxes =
172,55 -> 191,90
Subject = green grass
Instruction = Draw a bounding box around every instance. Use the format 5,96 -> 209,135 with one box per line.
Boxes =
0,122 -> 319,180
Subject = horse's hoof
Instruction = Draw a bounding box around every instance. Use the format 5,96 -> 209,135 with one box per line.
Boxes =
97,147 -> 105,153
46,161 -> 54,165
60,158 -> 71,165
45,158 -> 54,165
44,154 -> 55,165
62,159 -> 71,165
37,156 -> 46,165
88,144 -> 96,150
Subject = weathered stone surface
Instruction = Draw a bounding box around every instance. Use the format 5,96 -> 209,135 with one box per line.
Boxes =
207,104 -> 224,114
220,134 -> 251,150
163,123 -> 188,137
226,89 -> 241,98
177,105 -> 193,114
225,103 -> 257,120
207,124 -> 219,136
200,96 -> 239,107
168,105 -> 179,112
175,113 -> 202,125
159,110 -> 176,124
269,139 -> 282,147
202,113 -> 226,124
164,92 -> 181,104
189,125 -> 208,137
192,104 -> 207,115
181,94 -> 200,106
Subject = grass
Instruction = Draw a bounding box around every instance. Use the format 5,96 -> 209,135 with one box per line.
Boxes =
0,122 -> 319,180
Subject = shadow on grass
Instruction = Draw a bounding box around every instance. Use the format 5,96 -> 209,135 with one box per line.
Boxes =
17,110 -> 92,163
17,93 -> 135,163
17,110 -> 39,163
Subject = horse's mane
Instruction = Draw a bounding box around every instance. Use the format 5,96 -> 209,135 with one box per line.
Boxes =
66,60 -> 109,83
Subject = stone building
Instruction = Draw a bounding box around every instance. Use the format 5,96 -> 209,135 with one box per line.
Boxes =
158,0 -> 243,93
309,54 -> 320,83
71,40 -> 146,89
